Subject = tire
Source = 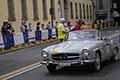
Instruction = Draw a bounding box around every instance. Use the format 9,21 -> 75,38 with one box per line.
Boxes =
93,53 -> 101,72
111,48 -> 119,61
47,64 -> 57,73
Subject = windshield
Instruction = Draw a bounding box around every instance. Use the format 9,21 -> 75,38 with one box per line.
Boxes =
67,30 -> 97,40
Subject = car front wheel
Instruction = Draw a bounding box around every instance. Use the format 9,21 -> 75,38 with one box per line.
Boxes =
47,64 -> 57,73
93,53 -> 101,72
111,48 -> 119,61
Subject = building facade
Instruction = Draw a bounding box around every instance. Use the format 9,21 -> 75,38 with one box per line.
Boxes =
112,0 -> 120,12
0,0 -> 93,32
93,0 -> 112,20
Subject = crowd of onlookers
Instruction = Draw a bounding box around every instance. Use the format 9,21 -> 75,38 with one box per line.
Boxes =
0,19 -> 112,49
0,21 -> 59,35
1,14 -> 120,35
0,21 -> 59,49
0,20 -> 92,35
19,21 -> 58,33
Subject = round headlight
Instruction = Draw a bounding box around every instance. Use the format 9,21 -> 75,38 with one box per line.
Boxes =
82,49 -> 90,56
81,49 -> 90,60
41,51 -> 49,58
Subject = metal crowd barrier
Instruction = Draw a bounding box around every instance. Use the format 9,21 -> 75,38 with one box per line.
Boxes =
0,28 -> 57,49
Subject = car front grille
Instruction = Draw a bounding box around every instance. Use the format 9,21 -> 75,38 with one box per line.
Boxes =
52,53 -> 80,61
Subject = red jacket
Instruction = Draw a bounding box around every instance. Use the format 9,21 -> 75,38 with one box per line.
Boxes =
72,24 -> 81,30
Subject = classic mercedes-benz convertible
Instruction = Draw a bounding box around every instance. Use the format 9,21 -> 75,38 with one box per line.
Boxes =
41,29 -> 120,73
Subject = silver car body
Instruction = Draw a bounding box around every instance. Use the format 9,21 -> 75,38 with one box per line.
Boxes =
41,29 -> 120,67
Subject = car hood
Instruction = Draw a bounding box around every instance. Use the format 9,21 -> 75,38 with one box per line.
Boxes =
43,40 -> 103,54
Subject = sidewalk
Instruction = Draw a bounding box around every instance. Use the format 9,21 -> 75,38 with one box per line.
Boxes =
0,38 -> 58,54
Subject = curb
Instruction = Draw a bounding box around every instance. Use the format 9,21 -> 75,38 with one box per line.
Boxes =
0,39 -> 58,54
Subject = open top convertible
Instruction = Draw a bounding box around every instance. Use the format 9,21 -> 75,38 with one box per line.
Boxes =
41,29 -> 120,73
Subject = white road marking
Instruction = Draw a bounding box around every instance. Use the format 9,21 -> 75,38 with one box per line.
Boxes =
0,62 -> 42,80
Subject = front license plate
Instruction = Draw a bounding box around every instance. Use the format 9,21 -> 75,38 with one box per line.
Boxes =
59,63 -> 71,66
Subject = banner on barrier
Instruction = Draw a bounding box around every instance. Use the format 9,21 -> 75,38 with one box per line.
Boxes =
52,29 -> 56,38
35,31 -> 41,41
14,33 -> 24,45
28,31 -> 35,42
23,32 -> 29,43
42,30 -> 48,40
0,34 -> 4,48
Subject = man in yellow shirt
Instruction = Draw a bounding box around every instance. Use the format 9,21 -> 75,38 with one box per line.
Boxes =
57,18 -> 66,42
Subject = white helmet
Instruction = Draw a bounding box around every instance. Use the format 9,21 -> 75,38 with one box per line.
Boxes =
60,18 -> 65,22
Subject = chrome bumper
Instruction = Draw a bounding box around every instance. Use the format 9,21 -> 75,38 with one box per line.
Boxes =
41,59 -> 96,66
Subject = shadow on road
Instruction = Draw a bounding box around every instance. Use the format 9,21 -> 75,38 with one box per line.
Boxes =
46,60 -> 120,77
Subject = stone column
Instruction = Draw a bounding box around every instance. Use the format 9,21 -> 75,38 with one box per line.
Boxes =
26,0 -> 34,21
0,0 -> 8,22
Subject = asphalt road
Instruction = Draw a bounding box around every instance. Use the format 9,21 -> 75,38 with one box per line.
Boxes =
1,40 -> 120,80
9,60 -> 120,80
0,41 -> 59,76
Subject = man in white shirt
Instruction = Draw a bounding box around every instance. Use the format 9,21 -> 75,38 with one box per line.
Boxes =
20,22 -> 28,32
113,10 -> 120,26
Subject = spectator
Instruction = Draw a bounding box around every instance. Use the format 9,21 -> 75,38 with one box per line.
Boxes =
55,21 -> 58,28
67,21 -> 71,27
41,24 -> 45,30
7,23 -> 15,46
81,21 -> 91,29
1,22 -> 14,34
20,22 -> 25,32
47,22 -> 52,39
53,21 -> 58,29
113,9 -> 120,26
1,22 -> 8,34
28,23 -> 33,32
20,21 -> 28,32
67,21 -> 73,29
71,20 -> 82,31
7,23 -> 15,33
36,22 -> 42,31
47,21 -> 51,29
1,22 -> 15,49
